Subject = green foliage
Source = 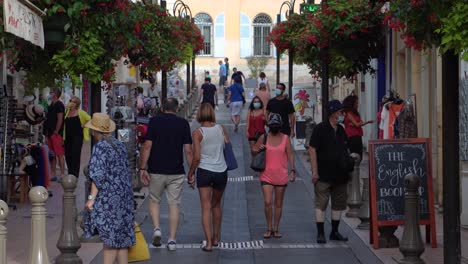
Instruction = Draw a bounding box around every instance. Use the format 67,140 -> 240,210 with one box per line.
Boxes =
50,30 -> 105,85
246,56 -> 269,78
436,1 -> 468,61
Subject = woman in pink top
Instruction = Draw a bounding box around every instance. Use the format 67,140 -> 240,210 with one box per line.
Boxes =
253,113 -> 295,239
342,95 -> 374,157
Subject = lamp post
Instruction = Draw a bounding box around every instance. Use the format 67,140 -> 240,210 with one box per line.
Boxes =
277,1 -> 297,97
173,0 -> 193,97
160,0 -> 167,101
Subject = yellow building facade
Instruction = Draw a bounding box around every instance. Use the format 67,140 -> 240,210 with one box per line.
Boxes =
167,0 -> 313,87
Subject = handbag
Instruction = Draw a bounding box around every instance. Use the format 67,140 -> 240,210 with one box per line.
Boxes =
221,126 -> 238,170
224,141 -> 238,170
250,134 -> 267,172
128,222 -> 150,262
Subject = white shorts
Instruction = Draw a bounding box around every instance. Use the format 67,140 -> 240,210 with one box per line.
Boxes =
230,101 -> 243,116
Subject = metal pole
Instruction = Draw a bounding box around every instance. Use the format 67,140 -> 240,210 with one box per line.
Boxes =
442,51 -> 460,264
276,14 -> 281,85
0,200 -> 8,264
186,62 -> 191,96
56,175 -> 82,264
28,186 -> 50,264
398,174 -> 425,264
192,54 -> 196,89
161,71 -> 167,101
321,0 -> 329,120
287,9 -> 294,98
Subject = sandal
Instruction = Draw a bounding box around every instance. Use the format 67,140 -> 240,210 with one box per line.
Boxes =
273,230 -> 282,238
263,229 -> 273,239
202,246 -> 213,252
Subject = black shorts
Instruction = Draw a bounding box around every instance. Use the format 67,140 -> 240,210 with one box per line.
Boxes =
197,168 -> 228,190
261,181 -> 287,187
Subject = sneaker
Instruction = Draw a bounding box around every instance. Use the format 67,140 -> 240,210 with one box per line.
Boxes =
167,240 -> 176,251
152,228 -> 162,247
317,233 -> 326,244
329,231 -> 348,242
50,176 -> 58,182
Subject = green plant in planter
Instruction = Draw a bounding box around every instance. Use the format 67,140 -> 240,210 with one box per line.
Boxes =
246,56 -> 269,79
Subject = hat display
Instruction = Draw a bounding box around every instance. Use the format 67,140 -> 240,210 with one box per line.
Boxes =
85,113 -> 116,133
25,105 -> 45,125
326,100 -> 343,116
267,113 -> 283,126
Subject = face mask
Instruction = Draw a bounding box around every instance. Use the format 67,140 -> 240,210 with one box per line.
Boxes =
253,102 -> 261,109
269,126 -> 281,134
337,115 -> 345,123
275,89 -> 283,96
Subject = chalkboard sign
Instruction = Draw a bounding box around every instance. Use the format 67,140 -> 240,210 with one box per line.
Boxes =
368,138 -> 436,249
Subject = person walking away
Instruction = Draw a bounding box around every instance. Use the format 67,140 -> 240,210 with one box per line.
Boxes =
200,77 -> 218,109
84,113 -> 135,264
253,114 -> 295,239
230,67 -> 246,86
218,60 -> 227,100
64,96 -> 91,178
187,103 -> 229,252
227,78 -> 245,132
308,100 -> 350,244
139,98 -> 193,251
342,95 -> 374,158
266,83 -> 296,137
257,72 -> 270,92
224,57 -> 230,85
44,88 -> 66,183
246,96 -> 266,155
255,83 -> 271,111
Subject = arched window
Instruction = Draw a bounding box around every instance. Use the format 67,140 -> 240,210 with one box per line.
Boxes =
194,13 -> 213,56
252,13 -> 272,56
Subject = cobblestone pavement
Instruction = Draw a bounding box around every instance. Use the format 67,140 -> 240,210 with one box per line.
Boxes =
90,105 -> 381,264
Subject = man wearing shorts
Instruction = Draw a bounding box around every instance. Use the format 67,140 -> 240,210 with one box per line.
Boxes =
227,77 -> 245,132
139,98 -> 193,251
308,100 -> 350,243
44,88 -> 65,183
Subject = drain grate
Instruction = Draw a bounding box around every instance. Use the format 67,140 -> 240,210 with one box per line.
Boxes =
149,240 -> 349,250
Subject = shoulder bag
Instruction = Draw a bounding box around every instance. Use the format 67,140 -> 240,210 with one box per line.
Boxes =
250,134 -> 268,172
221,126 -> 238,170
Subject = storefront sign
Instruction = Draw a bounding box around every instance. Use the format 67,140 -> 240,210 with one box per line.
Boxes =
3,0 -> 44,48
368,138 -> 437,249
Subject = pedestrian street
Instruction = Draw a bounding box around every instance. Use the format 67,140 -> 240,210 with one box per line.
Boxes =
90,104 -> 381,264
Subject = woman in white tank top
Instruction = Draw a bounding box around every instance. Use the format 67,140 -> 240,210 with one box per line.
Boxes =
187,103 -> 230,252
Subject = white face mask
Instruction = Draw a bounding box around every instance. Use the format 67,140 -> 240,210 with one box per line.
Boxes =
337,115 -> 345,123
275,89 -> 283,96
253,102 -> 261,109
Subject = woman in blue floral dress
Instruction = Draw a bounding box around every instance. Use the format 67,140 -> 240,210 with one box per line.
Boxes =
84,113 -> 135,264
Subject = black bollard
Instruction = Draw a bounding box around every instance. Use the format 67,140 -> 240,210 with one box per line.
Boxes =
346,153 -> 362,217
56,175 -> 82,264
357,177 -> 370,229
398,174 -> 425,264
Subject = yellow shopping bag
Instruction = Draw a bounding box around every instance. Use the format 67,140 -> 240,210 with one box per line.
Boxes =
128,223 -> 150,262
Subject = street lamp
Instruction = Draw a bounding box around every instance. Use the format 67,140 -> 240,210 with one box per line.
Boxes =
173,0 -> 193,96
277,0 -> 310,98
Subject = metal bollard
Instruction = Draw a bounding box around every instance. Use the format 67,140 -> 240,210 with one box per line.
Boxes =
398,174 -> 425,264
357,177 -> 370,229
0,200 -> 8,264
56,175 -> 82,264
28,186 -> 50,264
346,153 -> 362,218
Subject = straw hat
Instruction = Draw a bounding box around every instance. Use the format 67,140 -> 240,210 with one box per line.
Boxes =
25,105 -> 45,125
85,113 -> 116,133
